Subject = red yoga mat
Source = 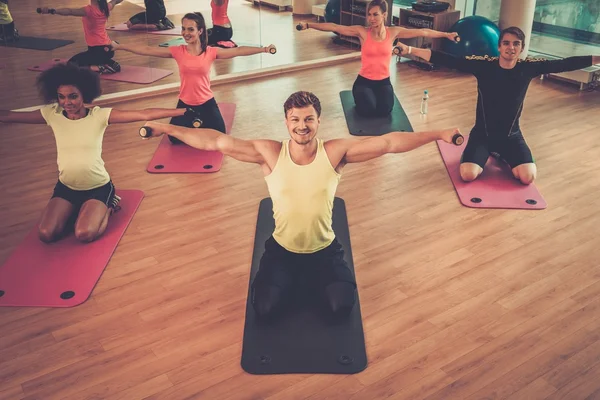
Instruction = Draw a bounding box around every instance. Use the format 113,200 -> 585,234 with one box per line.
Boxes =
107,23 -> 181,35
28,59 -> 173,84
146,103 -> 236,173
0,190 -> 144,308
437,136 -> 547,210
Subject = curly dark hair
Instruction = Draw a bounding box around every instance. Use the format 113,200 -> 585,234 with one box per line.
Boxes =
283,91 -> 322,118
36,63 -> 102,104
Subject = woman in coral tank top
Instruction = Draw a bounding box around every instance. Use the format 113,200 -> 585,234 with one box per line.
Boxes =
37,0 -> 123,74
208,0 -> 233,45
298,0 -> 458,117
110,12 -> 276,144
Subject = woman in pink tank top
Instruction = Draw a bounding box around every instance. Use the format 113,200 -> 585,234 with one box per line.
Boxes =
110,12 -> 276,144
298,0 -> 458,117
208,0 -> 234,46
37,0 -> 123,74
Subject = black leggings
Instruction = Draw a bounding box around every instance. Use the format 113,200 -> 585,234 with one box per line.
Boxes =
253,281 -> 356,322
169,98 -> 226,144
352,75 -> 395,118
207,25 -> 233,45
251,237 -> 357,321
68,45 -> 120,72
0,22 -> 16,39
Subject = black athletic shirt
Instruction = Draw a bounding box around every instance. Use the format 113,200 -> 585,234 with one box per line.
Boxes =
145,0 -> 166,21
430,51 -> 592,139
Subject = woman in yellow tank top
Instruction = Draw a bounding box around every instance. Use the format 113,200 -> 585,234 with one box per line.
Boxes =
0,0 -> 18,43
0,63 -> 200,244
138,91 -> 463,320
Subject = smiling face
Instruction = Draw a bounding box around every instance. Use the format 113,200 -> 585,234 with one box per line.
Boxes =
498,32 -> 523,62
367,5 -> 386,28
285,106 -> 320,146
181,18 -> 202,44
57,85 -> 84,114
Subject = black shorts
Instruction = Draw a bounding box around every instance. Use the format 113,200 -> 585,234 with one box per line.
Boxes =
51,180 -> 120,210
461,131 -> 535,169
251,236 -> 356,293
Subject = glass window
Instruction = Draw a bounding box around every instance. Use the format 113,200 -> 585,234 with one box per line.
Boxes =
532,0 -> 599,58
473,0 -> 599,59
392,0 -> 414,6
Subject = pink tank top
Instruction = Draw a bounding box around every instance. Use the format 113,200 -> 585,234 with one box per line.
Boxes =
169,45 -> 218,105
358,28 -> 394,80
211,0 -> 230,26
82,5 -> 111,46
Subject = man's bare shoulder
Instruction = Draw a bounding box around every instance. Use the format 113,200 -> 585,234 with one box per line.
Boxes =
253,139 -> 282,152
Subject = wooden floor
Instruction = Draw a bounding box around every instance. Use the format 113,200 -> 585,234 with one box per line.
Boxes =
1,0 -> 357,110
1,58 -> 600,399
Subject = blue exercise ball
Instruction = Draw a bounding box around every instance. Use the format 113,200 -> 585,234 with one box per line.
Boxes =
441,16 -> 501,57
325,0 -> 340,24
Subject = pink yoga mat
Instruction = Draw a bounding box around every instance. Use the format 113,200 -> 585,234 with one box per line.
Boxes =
0,190 -> 144,308
437,136 -> 547,210
147,103 -> 236,173
107,23 -> 181,35
28,59 -> 173,84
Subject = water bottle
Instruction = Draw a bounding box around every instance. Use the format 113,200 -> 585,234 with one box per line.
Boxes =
420,90 -> 429,115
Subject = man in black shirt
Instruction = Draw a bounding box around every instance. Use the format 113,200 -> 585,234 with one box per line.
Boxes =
126,0 -> 174,31
396,26 -> 598,185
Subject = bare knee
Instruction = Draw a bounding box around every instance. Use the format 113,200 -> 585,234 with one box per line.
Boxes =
38,227 -> 59,243
74,227 -> 98,243
460,164 -> 482,182
513,164 -> 536,185
519,173 -> 536,185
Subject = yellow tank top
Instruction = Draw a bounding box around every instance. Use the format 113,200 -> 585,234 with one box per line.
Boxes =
40,104 -> 112,191
265,139 -> 341,254
0,3 -> 13,24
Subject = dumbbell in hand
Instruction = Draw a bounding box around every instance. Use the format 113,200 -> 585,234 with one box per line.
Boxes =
139,126 -> 154,139
37,7 -> 56,14
296,22 -> 308,31
448,32 -> 460,42
184,108 -> 203,128
264,44 -> 277,54
452,133 -> 464,145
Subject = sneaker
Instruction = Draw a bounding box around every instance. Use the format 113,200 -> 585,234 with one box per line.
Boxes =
98,62 -> 121,74
155,17 -> 174,30
162,17 -> 175,29
109,194 -> 122,213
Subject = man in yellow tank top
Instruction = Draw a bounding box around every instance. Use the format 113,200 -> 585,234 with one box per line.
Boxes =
141,91 -> 462,320
0,0 -> 18,43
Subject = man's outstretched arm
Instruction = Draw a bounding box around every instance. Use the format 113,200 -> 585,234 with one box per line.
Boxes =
141,121 -> 269,165
342,128 -> 463,164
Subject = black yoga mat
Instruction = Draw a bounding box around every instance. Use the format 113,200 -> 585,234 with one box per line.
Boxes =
241,197 -> 367,375
2,36 -> 74,51
340,90 -> 414,136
